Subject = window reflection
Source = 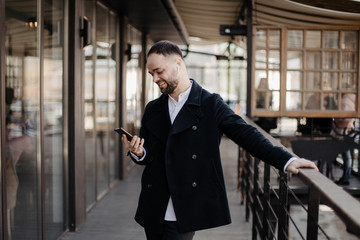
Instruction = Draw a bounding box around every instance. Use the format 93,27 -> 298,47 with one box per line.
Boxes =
288,30 -> 303,49
255,27 -> 358,116
96,3 -> 110,197
108,13 -> 117,182
84,0 -> 96,208
342,31 -> 357,49
43,1 -> 65,238
305,30 -> 321,48
126,26 -> 143,134
287,51 -> 303,69
324,31 -> 339,49
5,0 -> 41,238
306,52 -> 321,69
305,72 -> 321,90
255,29 -> 281,112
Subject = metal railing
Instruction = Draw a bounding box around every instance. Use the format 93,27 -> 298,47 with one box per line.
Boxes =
240,115 -> 360,240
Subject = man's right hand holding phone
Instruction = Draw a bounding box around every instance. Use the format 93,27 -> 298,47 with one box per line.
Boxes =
122,135 -> 145,158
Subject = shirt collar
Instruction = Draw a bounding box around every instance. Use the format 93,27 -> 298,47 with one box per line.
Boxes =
168,80 -> 193,103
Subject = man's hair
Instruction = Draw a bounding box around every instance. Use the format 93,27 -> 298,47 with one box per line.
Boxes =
147,40 -> 183,59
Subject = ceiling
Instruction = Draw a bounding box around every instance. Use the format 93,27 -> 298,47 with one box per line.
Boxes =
103,0 -> 189,45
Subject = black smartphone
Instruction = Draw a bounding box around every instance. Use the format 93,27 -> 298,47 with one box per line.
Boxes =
114,127 -> 133,141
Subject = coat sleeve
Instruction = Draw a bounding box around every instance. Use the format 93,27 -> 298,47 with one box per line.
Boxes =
213,94 -> 293,171
129,105 -> 151,166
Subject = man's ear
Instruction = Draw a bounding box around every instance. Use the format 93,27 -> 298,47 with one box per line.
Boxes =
175,57 -> 182,66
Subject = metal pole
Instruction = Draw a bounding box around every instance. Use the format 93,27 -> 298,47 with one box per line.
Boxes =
246,0 -> 253,117
278,172 -> 289,240
262,164 -> 270,239
252,157 -> 260,240
307,184 -> 320,240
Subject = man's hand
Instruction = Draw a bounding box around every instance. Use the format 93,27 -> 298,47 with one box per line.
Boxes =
122,135 -> 144,158
286,158 -> 319,174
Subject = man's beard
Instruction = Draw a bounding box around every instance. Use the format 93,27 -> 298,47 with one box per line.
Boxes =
160,78 -> 178,95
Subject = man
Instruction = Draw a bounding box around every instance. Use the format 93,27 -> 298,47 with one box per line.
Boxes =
122,40 -> 318,240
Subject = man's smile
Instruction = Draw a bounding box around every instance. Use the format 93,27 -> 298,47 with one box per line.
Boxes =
158,80 -> 167,88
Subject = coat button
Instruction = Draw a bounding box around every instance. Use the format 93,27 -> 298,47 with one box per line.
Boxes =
192,125 -> 197,130
147,184 -> 152,188
192,154 -> 197,159
192,182 -> 197,188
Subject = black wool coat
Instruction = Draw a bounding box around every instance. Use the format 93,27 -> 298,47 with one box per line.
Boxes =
131,80 -> 293,233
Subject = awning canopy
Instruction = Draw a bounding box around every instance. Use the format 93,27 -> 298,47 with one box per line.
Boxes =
105,0 -> 360,46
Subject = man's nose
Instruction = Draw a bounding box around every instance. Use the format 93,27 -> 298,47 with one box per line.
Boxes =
153,74 -> 159,83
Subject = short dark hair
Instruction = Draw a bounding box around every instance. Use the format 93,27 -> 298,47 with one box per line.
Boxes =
147,40 -> 183,59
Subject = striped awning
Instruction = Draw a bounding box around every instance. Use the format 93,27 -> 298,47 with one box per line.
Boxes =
174,0 -> 360,45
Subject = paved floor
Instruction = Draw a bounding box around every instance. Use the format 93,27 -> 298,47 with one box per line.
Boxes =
60,135 -> 360,240
61,137 -> 251,240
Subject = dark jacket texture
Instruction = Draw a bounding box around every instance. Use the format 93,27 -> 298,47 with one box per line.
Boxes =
131,80 -> 293,233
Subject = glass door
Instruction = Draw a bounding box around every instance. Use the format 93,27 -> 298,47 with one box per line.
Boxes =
5,0 -> 41,238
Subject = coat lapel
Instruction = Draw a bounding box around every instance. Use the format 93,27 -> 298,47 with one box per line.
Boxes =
145,95 -> 171,145
170,80 -> 203,136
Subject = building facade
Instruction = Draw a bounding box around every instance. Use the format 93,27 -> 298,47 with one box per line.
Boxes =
0,0 -> 187,239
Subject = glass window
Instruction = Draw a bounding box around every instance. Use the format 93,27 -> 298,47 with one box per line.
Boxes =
256,30 -> 266,48
255,50 -> 266,69
268,50 -> 280,69
126,26 -> 143,135
269,30 -> 280,48
254,29 -> 281,112
43,0 -> 65,238
288,30 -> 303,49
96,3 -> 110,197
287,51 -> 303,69
286,71 -> 301,90
342,52 -> 357,70
323,72 -> 339,90
342,31 -> 357,49
305,30 -> 321,48
83,1 -> 118,206
268,71 -> 280,90
5,0 -> 41,238
254,26 -> 358,117
324,93 -> 338,110
306,52 -> 321,69
323,52 -> 339,69
108,13 -> 117,182
286,92 -> 302,110
324,31 -> 339,49
84,0 -> 96,209
305,72 -> 321,90
341,73 -> 356,90
305,92 -> 321,110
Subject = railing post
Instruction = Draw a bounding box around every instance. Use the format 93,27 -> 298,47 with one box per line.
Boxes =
252,157 -> 260,240
307,184 -> 320,240
262,163 -> 270,240
278,172 -> 289,240
237,146 -> 244,205
245,152 -> 251,222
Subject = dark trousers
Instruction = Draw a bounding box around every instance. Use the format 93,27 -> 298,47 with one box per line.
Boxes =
145,221 -> 195,240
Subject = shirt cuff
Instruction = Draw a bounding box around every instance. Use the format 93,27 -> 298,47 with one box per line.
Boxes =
283,157 -> 297,173
130,148 -> 146,161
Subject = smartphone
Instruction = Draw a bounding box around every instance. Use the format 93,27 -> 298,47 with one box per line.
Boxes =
114,127 -> 133,141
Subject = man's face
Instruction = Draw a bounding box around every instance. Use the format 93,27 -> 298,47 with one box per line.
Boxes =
147,53 -> 179,95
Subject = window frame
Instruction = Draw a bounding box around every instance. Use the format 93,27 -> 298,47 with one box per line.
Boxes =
252,25 -> 360,118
